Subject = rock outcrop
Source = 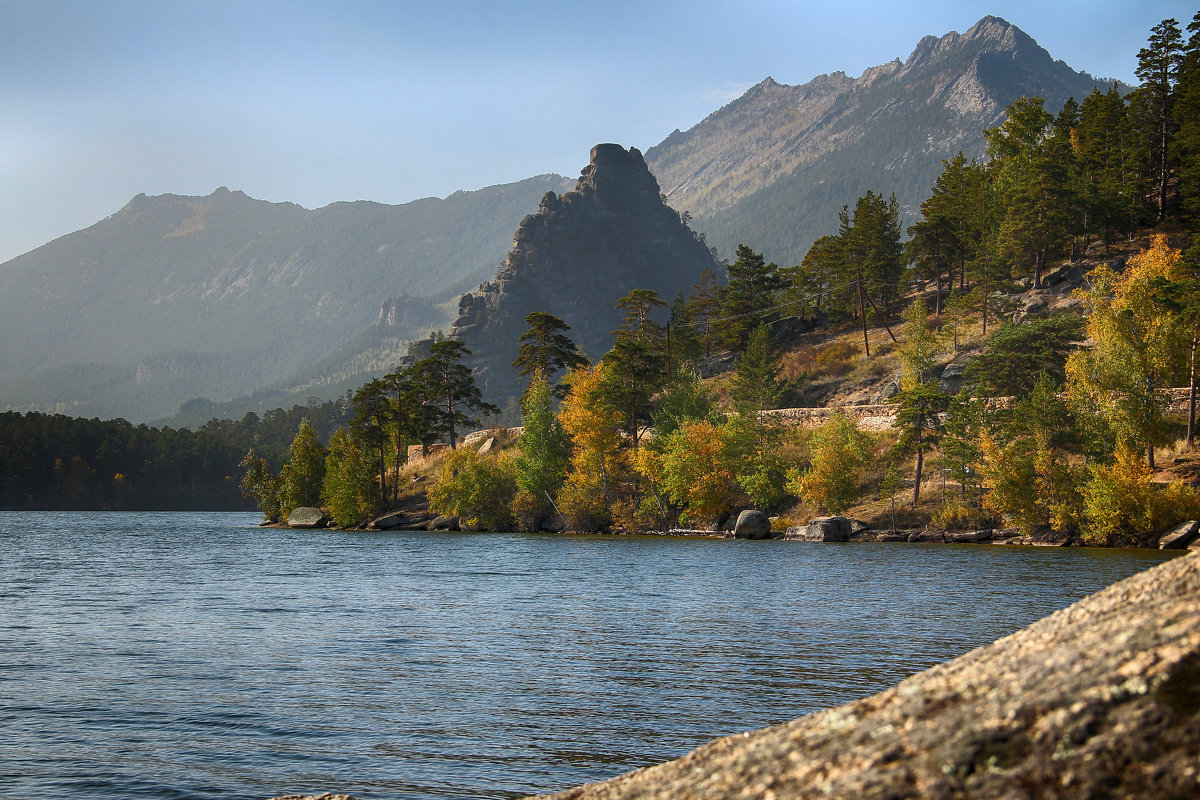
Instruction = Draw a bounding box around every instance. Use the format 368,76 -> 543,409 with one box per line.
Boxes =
286,507 -> 326,529
1160,520 -> 1200,550
531,552 -> 1200,800
732,510 -> 772,539
784,516 -> 854,542
448,144 -> 721,406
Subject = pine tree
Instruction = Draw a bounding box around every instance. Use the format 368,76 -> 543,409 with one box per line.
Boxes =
940,390 -> 985,502
512,311 -> 589,399
685,267 -> 724,358
599,289 -> 669,448
1133,18 -> 1184,222
1077,85 -> 1141,244
410,338 -> 500,448
729,324 -> 782,419
667,290 -> 702,369
278,419 -> 327,516
1174,13 -> 1200,223
351,378 -> 395,498
964,316 -> 1085,397
721,244 -> 786,349
986,96 -> 1071,288
891,299 -> 949,505
514,371 -> 570,525
839,192 -> 904,355
908,153 -> 989,312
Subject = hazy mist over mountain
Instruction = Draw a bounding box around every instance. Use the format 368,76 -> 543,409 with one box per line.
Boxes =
0,15 -> 1133,423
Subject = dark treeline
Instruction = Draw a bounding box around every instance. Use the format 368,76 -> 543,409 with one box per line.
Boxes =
0,397 -> 355,510
0,412 -> 251,510
194,397 -> 353,470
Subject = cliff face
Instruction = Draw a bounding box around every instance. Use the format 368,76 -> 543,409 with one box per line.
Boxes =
532,552 -> 1200,800
449,144 -> 721,406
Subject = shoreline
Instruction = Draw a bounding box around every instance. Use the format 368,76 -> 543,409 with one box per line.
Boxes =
265,505 -> 1200,552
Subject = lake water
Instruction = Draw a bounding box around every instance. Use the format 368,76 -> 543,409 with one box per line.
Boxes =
0,511 -> 1179,800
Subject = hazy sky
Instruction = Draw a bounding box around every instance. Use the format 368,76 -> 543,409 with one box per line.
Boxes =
1,0 -> 1194,263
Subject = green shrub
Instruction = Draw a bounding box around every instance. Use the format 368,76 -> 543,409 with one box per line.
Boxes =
1081,449 -> 1200,546
429,447 -> 517,531
787,412 -> 870,514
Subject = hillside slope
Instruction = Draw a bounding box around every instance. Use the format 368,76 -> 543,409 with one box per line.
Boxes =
0,177 -> 571,420
646,16 -> 1111,266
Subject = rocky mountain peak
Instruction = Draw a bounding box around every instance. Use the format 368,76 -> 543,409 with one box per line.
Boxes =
448,143 -> 720,407
644,16 -> 1104,266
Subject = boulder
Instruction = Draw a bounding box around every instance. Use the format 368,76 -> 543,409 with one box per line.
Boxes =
529,552 -> 1200,800
430,515 -> 461,531
875,531 -> 909,542
287,507 -> 326,529
477,436 -> 498,456
787,516 -> 853,542
697,351 -> 738,378
732,510 -> 772,539
908,529 -> 946,543
937,351 -> 973,394
371,511 -> 432,530
1159,520 -> 1200,550
946,529 -> 992,543
873,376 -> 901,403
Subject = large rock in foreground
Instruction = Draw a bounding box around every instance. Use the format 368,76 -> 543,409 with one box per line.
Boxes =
531,553 -> 1200,800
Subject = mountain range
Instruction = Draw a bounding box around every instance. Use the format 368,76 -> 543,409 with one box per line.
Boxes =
0,16 -> 1116,423
644,15 -> 1111,267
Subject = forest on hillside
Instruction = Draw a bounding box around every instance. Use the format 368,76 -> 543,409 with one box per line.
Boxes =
240,14 -> 1200,547
9,14 -> 1200,542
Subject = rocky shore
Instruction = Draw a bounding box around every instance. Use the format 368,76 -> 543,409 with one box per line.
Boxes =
270,505 -> 1200,552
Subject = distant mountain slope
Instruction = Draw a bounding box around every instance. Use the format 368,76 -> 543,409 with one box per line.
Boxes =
646,16 -> 1112,266
0,176 -> 571,420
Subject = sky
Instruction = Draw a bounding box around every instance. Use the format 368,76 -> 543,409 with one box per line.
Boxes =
1,0 -> 1195,263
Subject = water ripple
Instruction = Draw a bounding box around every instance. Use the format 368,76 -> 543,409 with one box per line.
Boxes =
0,511 -> 1177,800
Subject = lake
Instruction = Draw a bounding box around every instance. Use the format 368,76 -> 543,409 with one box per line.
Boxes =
0,511 -> 1179,799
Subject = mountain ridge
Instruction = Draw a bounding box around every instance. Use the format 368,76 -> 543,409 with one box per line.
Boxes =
645,15 -> 1115,267
0,175 -> 572,419
0,15 -> 1119,423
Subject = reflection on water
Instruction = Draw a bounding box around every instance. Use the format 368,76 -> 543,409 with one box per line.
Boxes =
0,511 -> 1177,799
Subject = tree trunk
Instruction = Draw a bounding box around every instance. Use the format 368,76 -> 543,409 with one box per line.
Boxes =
1158,112 -> 1169,222
1033,250 -> 1045,289
378,443 -> 388,498
1190,335 -> 1198,449
857,280 -> 871,358
912,448 -> 923,507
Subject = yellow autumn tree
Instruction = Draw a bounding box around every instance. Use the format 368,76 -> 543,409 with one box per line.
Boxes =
1080,445 -> 1200,546
787,411 -> 871,514
557,362 -> 627,531
1066,234 -> 1185,467
641,419 -> 740,525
